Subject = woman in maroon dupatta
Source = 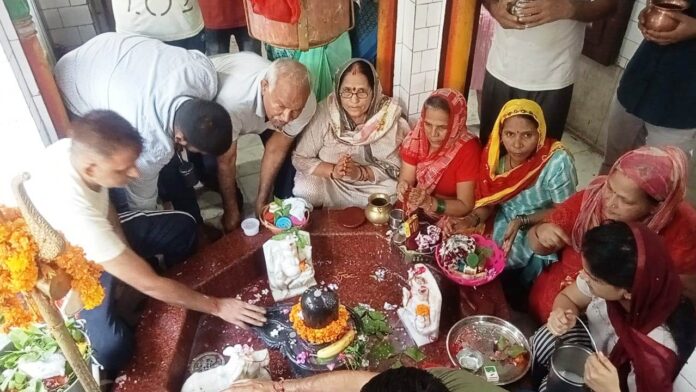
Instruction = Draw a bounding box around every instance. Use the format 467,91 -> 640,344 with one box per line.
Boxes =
397,89 -> 481,218
531,221 -> 696,392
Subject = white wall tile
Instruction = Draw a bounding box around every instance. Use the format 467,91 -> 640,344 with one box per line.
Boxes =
415,4 -> 428,29
409,93 -> 421,114
410,72 -> 426,94
70,0 -> 87,5
50,26 -> 81,46
38,0 -> 70,9
413,28 -> 428,51
411,50 -> 422,74
426,2 -> 443,27
58,5 -> 92,27
427,26 -> 439,49
424,71 -> 436,91
625,21 -> 643,43
77,24 -> 96,42
32,94 -> 55,136
619,38 -> 640,61
630,3 -> 643,22
420,48 -> 439,71
417,0 -> 437,4
408,114 -> 420,126
399,87 -> 410,113
43,8 -> 63,29
418,92 -> 431,110
394,44 -> 402,86
396,0 -> 405,44
400,47 -> 413,90
9,40 -> 39,96
0,2 -> 18,42
403,0 -> 416,49
616,56 -> 628,68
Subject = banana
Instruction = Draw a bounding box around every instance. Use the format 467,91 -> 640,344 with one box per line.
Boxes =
317,329 -> 356,359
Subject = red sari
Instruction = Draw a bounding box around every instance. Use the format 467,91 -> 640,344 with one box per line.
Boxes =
529,146 -> 696,321
400,88 -> 478,195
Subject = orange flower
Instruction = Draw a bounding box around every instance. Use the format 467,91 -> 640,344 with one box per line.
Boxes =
53,245 -> 104,310
0,206 -> 105,329
289,303 -> 350,345
415,304 -> 430,317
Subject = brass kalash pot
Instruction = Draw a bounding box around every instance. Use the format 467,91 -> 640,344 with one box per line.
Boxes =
364,193 -> 394,225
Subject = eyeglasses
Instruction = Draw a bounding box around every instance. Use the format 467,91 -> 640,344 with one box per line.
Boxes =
340,89 -> 370,99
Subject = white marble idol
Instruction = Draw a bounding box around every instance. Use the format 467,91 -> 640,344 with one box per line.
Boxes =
181,345 -> 270,392
397,264 -> 442,347
263,230 -> 317,301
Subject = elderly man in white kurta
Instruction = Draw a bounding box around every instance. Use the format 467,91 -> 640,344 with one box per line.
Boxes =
54,32 -> 232,229
212,52 -> 317,231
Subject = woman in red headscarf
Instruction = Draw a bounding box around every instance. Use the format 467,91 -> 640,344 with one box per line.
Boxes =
397,89 -> 481,217
527,146 -> 696,322
531,221 -> 696,392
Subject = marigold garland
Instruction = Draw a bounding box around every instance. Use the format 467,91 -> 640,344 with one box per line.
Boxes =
0,207 -> 105,330
289,303 -> 350,345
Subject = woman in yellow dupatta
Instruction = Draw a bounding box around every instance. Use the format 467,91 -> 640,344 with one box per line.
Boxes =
451,99 -> 577,286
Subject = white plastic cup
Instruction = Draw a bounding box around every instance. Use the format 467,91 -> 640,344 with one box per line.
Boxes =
241,218 -> 260,237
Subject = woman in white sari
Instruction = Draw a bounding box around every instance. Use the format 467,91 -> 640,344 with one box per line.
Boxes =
292,58 -> 409,208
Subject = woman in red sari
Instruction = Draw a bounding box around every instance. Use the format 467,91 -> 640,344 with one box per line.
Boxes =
397,89 -> 481,217
527,146 -> 696,322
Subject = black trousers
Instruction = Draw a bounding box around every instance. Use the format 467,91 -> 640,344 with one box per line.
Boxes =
479,71 -> 574,146
80,210 -> 196,378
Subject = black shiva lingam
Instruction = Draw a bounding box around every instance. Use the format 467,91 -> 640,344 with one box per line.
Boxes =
253,285 -> 362,376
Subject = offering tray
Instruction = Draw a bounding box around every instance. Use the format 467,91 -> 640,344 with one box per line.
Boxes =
446,315 -> 531,385
253,303 -> 363,376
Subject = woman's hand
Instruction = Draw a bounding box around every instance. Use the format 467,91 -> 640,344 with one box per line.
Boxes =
546,308 -> 577,336
397,180 -> 410,202
535,223 -> 571,251
585,353 -> 620,392
332,155 -> 350,179
502,218 -> 523,255
407,187 -> 430,210
223,379 -> 275,392
344,159 -> 362,181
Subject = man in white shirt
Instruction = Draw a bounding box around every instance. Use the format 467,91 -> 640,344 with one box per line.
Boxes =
111,0 -> 206,51
54,33 -> 232,232
24,111 -> 266,377
212,52 -> 317,231
479,0 -> 617,145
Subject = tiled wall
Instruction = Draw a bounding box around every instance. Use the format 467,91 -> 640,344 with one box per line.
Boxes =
616,0 -> 645,68
36,0 -> 97,53
0,3 -> 57,203
0,3 -> 57,145
393,0 -> 446,124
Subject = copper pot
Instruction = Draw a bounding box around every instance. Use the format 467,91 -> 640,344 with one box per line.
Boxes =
642,0 -> 689,32
365,193 -> 394,226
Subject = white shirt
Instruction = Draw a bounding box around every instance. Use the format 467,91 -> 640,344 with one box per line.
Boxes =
212,52 -> 317,141
486,20 -> 586,91
577,276 -> 677,392
23,139 -> 126,264
54,33 -> 218,211
112,0 -> 204,42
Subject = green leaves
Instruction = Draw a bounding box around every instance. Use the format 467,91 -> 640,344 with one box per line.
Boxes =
0,320 -> 88,392
354,306 -> 391,337
403,346 -> 426,363
369,340 -> 395,361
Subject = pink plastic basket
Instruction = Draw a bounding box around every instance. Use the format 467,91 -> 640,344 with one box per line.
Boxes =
435,234 -> 505,287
